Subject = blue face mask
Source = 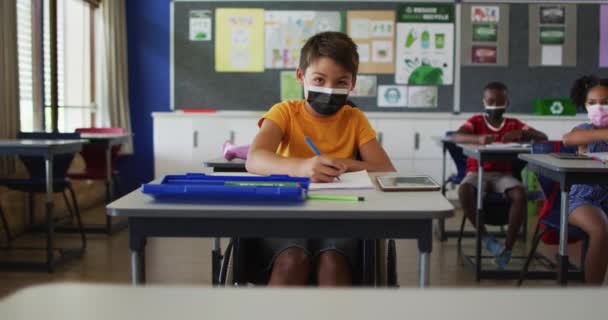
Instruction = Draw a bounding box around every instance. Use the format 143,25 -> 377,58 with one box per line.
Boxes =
305,85 -> 350,116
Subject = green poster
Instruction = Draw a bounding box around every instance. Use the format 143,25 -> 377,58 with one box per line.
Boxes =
539,26 -> 565,45
472,23 -> 498,42
280,71 -> 302,101
397,3 -> 455,23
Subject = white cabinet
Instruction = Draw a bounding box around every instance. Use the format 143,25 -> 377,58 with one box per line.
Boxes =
228,117 -> 260,145
191,118 -> 230,172
153,117 -> 194,177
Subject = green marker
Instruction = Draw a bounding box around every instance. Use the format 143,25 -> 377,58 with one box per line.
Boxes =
307,194 -> 365,202
225,181 -> 299,187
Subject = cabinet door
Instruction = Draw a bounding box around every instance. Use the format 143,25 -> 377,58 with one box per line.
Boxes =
191,118 -> 231,172
376,119 -> 415,159
391,159 -> 414,175
228,117 -> 261,146
153,117 -> 193,178
413,159 -> 445,184
411,119 -> 451,159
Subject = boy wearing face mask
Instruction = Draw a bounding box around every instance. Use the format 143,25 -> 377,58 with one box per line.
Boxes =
246,32 -> 395,286
453,82 -> 547,269
563,75 -> 608,285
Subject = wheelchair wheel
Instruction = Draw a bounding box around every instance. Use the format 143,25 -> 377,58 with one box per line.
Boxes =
387,239 -> 398,287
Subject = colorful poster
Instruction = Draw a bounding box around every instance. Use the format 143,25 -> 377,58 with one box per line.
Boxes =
540,6 -> 565,24
600,5 -> 608,67
280,71 -> 302,101
539,26 -> 565,45
347,10 -> 396,74
471,6 -> 499,23
472,45 -> 497,64
472,23 -> 497,42
407,86 -> 438,108
264,11 -> 343,69
377,85 -> 408,107
350,75 -> 377,97
189,10 -> 212,41
215,8 -> 264,72
395,3 -> 454,85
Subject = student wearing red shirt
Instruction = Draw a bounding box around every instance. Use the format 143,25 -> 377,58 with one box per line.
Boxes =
453,82 -> 548,268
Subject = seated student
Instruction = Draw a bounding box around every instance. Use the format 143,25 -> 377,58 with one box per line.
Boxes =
246,32 -> 395,287
563,75 -> 608,285
453,82 -> 548,269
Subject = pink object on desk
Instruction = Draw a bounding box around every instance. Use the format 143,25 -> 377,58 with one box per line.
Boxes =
223,141 -> 250,160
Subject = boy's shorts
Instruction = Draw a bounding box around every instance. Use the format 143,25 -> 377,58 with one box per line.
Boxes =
460,172 -> 522,195
262,238 -> 358,271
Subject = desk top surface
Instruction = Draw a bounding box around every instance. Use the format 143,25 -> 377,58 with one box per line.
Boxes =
204,157 -> 246,168
0,139 -> 84,155
519,154 -> 608,173
107,172 -> 454,219
1,284 -> 607,320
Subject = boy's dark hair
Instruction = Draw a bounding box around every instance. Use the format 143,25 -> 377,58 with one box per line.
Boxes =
570,75 -> 608,108
299,31 -> 359,78
483,81 -> 508,93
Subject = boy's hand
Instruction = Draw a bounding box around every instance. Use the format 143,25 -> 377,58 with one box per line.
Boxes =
477,135 -> 496,145
300,156 -> 347,183
502,130 -> 525,143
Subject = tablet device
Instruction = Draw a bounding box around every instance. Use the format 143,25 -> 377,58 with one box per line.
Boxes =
376,175 -> 441,192
550,153 -> 589,160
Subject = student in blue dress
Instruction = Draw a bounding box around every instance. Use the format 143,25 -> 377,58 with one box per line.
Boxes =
563,75 -> 608,285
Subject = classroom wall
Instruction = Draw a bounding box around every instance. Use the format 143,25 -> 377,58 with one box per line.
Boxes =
121,0 -> 172,191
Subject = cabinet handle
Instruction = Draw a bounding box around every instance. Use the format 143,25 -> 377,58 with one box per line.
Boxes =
377,132 -> 383,145
415,132 -> 420,150
229,130 -> 235,144
193,130 -> 198,148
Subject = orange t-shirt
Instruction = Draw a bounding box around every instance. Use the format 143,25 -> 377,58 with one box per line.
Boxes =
258,100 -> 376,159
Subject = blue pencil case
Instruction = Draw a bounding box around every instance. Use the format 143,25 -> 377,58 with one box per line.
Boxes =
142,173 -> 310,202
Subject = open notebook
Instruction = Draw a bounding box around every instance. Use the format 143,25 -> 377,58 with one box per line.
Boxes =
309,170 -> 375,191
484,142 -> 531,149
583,152 -> 608,163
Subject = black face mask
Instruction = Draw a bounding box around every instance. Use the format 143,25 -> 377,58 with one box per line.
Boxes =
484,106 -> 506,121
305,85 -> 349,116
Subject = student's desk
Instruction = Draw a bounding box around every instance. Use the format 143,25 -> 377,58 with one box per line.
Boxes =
107,172 -> 454,288
436,136 -> 457,241
72,133 -> 132,234
0,139 -> 84,271
3,283 -> 608,320
459,144 -> 531,281
519,154 -> 608,285
203,157 -> 247,172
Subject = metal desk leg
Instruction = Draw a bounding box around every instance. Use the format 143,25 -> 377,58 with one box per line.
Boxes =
45,156 -> 55,272
212,237 -> 221,286
129,220 -> 146,286
130,251 -> 145,286
418,252 -> 430,288
558,189 -> 570,285
475,163 -> 484,281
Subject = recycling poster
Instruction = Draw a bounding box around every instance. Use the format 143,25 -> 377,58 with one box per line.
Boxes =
395,3 -> 454,85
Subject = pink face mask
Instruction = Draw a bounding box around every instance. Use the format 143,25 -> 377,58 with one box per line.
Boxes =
587,104 -> 608,127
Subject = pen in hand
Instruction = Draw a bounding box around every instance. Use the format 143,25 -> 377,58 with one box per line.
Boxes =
304,136 -> 342,181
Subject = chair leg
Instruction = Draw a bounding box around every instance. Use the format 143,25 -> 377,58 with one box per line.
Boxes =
580,237 -> 589,283
518,222 -> 547,286
456,210 -> 467,255
67,184 -> 86,249
28,192 -> 35,226
62,190 -> 76,223
0,205 -> 12,248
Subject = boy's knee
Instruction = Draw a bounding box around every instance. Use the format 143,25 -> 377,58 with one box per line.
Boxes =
507,186 -> 526,204
318,250 -> 349,274
458,183 -> 475,199
273,247 -> 310,275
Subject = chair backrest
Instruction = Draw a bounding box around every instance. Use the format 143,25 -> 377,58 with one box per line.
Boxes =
532,141 -> 582,244
445,131 -> 468,182
75,127 -> 125,174
17,131 -> 80,180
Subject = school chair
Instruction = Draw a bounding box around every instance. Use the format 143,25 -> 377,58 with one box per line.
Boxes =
218,238 -> 398,287
518,141 -> 588,285
0,201 -> 11,247
67,127 -> 126,234
0,132 -> 86,249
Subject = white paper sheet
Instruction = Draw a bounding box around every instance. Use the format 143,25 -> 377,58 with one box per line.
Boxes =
541,45 -> 562,66
309,170 -> 375,191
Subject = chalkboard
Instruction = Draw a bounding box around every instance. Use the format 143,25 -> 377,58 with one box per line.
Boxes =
460,4 -> 608,113
172,1 -> 608,114
172,1 -> 453,113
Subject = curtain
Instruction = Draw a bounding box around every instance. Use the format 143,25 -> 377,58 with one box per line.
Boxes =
98,0 -> 133,153
0,1 -> 20,178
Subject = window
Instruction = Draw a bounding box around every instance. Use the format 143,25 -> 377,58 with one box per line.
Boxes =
17,0 -> 97,132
